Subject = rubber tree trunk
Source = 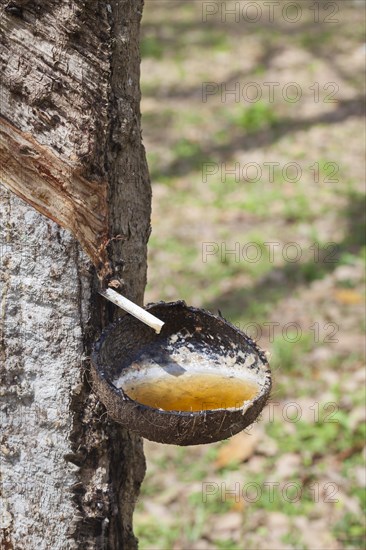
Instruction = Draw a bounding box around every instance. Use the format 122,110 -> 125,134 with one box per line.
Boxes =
0,1 -> 150,548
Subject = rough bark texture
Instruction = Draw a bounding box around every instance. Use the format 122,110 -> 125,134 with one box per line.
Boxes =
0,1 -> 150,548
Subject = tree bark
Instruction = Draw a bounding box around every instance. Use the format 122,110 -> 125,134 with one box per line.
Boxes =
0,1 -> 150,548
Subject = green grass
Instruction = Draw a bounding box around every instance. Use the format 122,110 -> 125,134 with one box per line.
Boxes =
339,420 -> 366,487
214,540 -> 242,550
199,31 -> 231,52
298,30 -> 334,51
172,138 -> 203,160
189,490 -> 233,515
271,332 -> 313,372
333,513 -> 366,549
226,102 -> 278,133
135,518 -> 181,550
266,412 -> 366,457
147,445 -> 220,483
281,531 -> 307,550
282,193 -> 314,222
141,35 -> 164,59
136,480 -> 235,549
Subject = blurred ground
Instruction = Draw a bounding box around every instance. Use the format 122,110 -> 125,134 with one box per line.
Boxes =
135,1 -> 366,549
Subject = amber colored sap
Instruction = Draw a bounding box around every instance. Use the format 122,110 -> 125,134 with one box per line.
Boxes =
124,373 -> 259,411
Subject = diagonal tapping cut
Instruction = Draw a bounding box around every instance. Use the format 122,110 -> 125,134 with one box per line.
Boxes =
0,115 -> 110,280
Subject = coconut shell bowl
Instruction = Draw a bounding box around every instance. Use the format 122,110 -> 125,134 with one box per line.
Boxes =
91,301 -> 271,446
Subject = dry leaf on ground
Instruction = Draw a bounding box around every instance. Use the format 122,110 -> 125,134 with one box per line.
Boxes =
215,431 -> 260,469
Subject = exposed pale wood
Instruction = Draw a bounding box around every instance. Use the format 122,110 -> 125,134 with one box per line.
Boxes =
0,116 -> 110,279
